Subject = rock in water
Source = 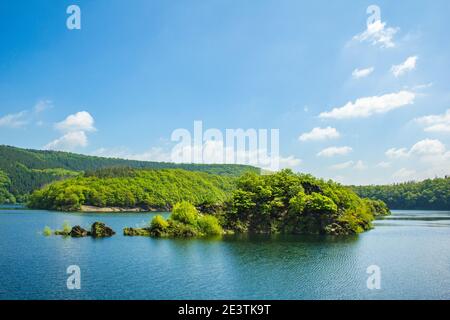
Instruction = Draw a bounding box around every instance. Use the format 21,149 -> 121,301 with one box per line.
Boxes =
69,225 -> 90,237
91,222 -> 115,238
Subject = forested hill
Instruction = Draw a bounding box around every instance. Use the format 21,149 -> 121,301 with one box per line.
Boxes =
0,145 -> 260,200
352,177 -> 450,210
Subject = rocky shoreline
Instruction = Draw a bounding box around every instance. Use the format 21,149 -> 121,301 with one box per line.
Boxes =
80,205 -> 164,213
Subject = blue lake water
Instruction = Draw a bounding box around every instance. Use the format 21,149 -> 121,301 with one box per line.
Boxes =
0,209 -> 449,300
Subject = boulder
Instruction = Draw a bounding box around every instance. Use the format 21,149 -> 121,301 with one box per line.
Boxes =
69,225 -> 90,237
91,222 -> 115,238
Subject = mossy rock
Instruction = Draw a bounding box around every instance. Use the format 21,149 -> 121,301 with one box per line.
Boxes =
69,225 -> 90,237
91,222 -> 115,238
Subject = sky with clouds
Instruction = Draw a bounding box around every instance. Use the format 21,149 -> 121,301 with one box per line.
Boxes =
1,0 -> 449,185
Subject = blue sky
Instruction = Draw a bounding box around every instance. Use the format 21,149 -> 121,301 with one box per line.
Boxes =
1,0 -> 450,184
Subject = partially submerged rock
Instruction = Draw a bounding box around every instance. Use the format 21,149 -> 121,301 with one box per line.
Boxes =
91,222 -> 116,238
51,222 -> 115,238
69,225 -> 90,237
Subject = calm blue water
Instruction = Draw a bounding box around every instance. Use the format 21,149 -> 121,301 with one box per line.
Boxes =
0,209 -> 449,300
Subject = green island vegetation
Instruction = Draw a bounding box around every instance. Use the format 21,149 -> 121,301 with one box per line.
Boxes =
28,167 -> 235,211
222,170 -> 390,235
0,145 -> 259,203
124,201 -> 223,237
32,168 -> 390,236
352,176 -> 450,210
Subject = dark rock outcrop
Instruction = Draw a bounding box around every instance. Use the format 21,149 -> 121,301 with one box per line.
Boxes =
69,225 -> 90,237
91,222 -> 115,238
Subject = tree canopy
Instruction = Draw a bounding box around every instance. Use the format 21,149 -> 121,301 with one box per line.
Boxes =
352,177 -> 450,210
223,169 -> 389,235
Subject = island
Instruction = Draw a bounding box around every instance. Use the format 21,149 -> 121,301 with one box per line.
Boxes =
29,166 -> 390,236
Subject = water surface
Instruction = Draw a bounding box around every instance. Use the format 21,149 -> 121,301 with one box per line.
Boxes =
0,209 -> 449,299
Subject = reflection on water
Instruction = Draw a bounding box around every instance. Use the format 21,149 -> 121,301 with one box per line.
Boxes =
0,209 -> 449,300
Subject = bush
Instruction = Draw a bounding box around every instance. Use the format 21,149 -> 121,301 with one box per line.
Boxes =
171,201 -> 199,225
43,226 -> 52,236
197,215 -> 223,235
149,215 -> 169,236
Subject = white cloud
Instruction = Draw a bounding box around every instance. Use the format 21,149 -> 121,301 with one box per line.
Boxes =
0,111 -> 28,128
391,56 -> 418,77
44,131 -> 88,151
330,161 -> 354,170
319,91 -> 416,119
299,127 -> 340,142
376,161 -> 391,168
386,139 -> 450,181
34,100 -> 53,113
352,67 -> 374,79
330,160 -> 366,170
354,160 -> 367,170
392,168 -> 416,181
317,146 -> 352,157
415,109 -> 450,133
45,111 -> 96,151
55,111 -> 96,132
353,20 -> 399,48
386,147 -> 409,159
0,101 -> 53,129
410,139 -> 446,156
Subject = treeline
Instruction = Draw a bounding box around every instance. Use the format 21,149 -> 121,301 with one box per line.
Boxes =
0,145 -> 259,201
28,168 -> 235,211
352,176 -> 450,210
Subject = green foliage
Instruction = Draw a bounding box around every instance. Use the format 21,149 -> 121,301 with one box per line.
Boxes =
352,177 -> 450,210
62,221 -> 72,234
226,169 -> 385,235
28,168 -> 234,211
197,215 -> 223,235
0,170 -> 15,204
0,145 -> 259,199
171,201 -> 199,225
149,215 -> 169,236
127,202 -> 224,238
42,226 -> 52,236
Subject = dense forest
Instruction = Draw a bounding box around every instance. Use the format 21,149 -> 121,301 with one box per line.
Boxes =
0,170 -> 15,204
221,170 -> 389,235
30,168 -> 390,235
0,145 -> 259,202
28,168 -> 234,211
352,177 -> 450,210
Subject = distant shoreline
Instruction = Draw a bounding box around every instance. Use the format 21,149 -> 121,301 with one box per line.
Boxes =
80,205 -> 162,213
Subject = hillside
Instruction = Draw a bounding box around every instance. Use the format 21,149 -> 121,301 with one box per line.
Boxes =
0,145 -> 260,201
28,168 -> 234,211
352,177 -> 450,210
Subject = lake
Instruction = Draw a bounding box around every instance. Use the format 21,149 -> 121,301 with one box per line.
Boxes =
0,209 -> 449,300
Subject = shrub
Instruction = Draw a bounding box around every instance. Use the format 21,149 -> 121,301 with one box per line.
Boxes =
43,226 -> 52,236
197,215 -> 223,235
171,201 -> 199,225
149,215 -> 169,236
